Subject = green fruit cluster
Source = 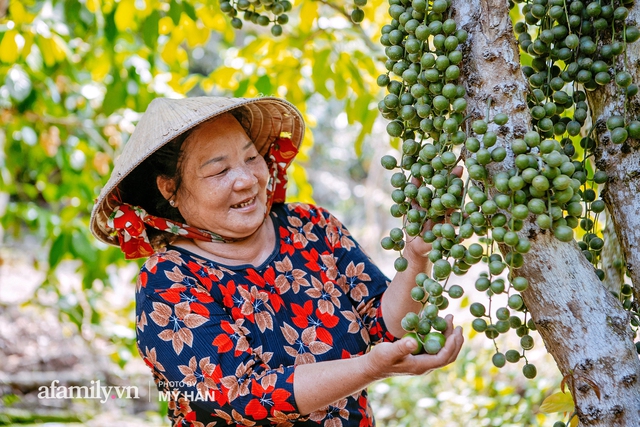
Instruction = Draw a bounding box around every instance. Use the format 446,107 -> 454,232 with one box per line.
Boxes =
220,0 -> 291,36
513,0 -> 639,371
380,0 -> 639,383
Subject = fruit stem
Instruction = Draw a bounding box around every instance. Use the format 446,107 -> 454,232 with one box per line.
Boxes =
485,97 -> 492,122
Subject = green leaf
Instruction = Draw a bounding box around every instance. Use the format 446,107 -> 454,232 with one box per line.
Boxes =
355,93 -> 373,121
90,307 -> 102,324
182,0 -> 197,21
64,0 -> 82,27
233,78 -> 250,97
255,74 -> 272,96
344,55 -> 365,94
353,95 -> 377,157
63,304 -> 84,330
333,61 -> 347,100
312,50 -> 332,98
49,232 -> 69,269
104,9 -> 117,44
142,10 -> 160,50
539,392 -> 574,413
169,0 -> 182,25
102,73 -> 126,116
70,230 -> 98,264
347,92 -> 372,126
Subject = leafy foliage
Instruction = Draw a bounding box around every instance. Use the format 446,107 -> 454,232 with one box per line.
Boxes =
0,0 -> 387,348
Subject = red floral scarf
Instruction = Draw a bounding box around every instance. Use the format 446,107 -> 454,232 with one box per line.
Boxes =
108,137 -> 298,259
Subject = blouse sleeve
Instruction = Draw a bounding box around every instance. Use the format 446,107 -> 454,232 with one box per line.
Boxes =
313,205 -> 397,344
135,252 -> 303,425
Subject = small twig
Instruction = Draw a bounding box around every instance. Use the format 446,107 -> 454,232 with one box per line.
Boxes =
0,0 -> 8,19
20,110 -> 116,156
313,0 -> 382,54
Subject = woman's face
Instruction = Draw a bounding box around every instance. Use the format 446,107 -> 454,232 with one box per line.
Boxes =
163,113 -> 270,239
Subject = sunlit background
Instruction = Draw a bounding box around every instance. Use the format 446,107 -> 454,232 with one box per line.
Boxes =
0,0 -> 561,425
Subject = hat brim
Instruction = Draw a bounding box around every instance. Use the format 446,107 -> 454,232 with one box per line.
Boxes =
90,96 -> 305,246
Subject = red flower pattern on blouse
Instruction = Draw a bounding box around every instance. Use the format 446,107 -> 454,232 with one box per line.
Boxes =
136,203 -> 394,426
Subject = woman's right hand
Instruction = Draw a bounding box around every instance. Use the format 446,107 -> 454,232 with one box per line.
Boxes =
361,315 -> 464,381
294,315 -> 463,415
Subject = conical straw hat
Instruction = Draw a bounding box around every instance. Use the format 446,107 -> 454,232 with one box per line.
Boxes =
90,96 -> 305,246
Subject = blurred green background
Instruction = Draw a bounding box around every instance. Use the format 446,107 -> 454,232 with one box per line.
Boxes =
0,0 -> 562,425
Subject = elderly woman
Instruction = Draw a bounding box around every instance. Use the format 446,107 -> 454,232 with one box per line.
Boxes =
90,96 -> 463,427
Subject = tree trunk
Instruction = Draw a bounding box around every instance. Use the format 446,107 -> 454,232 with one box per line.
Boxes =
453,0 -> 640,425
601,210 -> 625,295
588,5 -> 640,305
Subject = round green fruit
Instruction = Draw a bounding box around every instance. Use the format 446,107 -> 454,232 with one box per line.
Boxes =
426,331 -> 446,348
448,284 -> 464,298
493,113 -> 509,125
522,363 -> 538,379
433,259 -> 452,279
403,332 -> 423,355
472,120 -> 488,134
394,256 -> 409,271
470,302 -> 486,317
492,352 -> 506,368
401,312 -> 420,331
411,286 -> 426,302
472,318 -> 487,332
508,294 -> 524,310
381,155 -> 397,170
505,349 -> 521,363
554,225 -> 574,242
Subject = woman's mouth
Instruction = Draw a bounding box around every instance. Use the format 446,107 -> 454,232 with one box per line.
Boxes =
231,196 -> 256,209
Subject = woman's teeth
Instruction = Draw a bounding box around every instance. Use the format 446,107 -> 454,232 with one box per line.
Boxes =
232,197 -> 254,208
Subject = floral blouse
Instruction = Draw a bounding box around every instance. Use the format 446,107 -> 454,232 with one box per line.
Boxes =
135,203 -> 395,427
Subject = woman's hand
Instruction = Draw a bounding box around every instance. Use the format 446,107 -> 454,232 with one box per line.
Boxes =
362,315 -> 464,381
403,165 -> 464,262
293,315 -> 463,415
403,217 -> 438,261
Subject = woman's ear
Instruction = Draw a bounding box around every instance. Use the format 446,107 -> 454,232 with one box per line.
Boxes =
156,176 -> 177,206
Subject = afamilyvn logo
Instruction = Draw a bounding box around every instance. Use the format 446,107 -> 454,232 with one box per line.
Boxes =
37,380 -> 139,404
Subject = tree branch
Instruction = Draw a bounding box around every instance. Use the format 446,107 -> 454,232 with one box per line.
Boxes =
0,0 -> 8,19
18,110 -> 116,157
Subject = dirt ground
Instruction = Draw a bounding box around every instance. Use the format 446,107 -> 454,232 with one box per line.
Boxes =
0,246 -> 166,426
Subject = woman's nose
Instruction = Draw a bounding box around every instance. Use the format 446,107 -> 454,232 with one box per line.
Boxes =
231,165 -> 259,190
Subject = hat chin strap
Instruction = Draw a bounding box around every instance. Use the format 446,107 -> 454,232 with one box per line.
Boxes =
108,137 -> 297,260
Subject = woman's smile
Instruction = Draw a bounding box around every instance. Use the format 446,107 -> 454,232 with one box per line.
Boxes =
230,195 -> 257,210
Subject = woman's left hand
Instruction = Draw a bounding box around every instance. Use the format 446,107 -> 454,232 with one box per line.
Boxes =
403,165 -> 464,263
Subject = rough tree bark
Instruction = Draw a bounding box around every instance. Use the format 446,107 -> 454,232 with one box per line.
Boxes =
589,6 -> 640,305
453,0 -> 640,425
601,210 -> 625,294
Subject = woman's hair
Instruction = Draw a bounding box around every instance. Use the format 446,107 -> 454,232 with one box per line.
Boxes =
119,107 -> 253,249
